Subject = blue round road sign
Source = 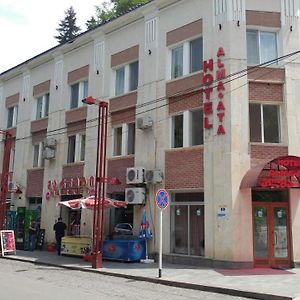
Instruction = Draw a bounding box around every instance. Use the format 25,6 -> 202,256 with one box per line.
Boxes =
155,189 -> 169,210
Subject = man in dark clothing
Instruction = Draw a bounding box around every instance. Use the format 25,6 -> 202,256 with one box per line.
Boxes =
53,218 -> 67,255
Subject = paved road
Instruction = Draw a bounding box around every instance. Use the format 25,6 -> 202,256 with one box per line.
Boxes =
0,259 -> 251,300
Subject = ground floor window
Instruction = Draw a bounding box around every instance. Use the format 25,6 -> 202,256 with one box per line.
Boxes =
60,194 -> 82,236
28,197 -> 42,226
170,192 -> 204,256
108,193 -> 133,238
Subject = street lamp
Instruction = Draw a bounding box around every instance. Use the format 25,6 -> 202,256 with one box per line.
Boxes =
82,96 -> 108,269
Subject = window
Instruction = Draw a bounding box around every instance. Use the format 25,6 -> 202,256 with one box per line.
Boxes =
173,114 -> 183,148
7,106 -> 18,128
33,143 -> 45,168
249,104 -> 280,143
113,127 -> 122,156
115,61 -> 139,96
127,123 -> 135,155
67,134 -> 86,163
170,193 -> 205,256
170,38 -> 203,79
171,109 -> 203,148
191,109 -> 203,146
247,30 -> 277,65
113,123 -> 136,156
115,68 -> 125,96
171,46 -> 183,79
36,93 -> 49,119
129,61 -> 139,91
70,81 -> 88,109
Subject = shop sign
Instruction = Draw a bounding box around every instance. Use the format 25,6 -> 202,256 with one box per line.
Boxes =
203,47 -> 226,135
258,158 -> 300,188
45,176 -> 95,200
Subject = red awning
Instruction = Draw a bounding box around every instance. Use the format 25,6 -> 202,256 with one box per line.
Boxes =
240,155 -> 300,189
57,196 -> 127,210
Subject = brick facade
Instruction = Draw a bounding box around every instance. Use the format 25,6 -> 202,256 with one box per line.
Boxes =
165,147 -> 204,189
249,82 -> 283,102
62,164 -> 84,179
106,157 -> 134,194
111,108 -> 136,126
169,91 -> 202,115
26,169 -> 44,197
250,144 -> 288,166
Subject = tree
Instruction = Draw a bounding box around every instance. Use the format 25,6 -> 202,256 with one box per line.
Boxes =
86,0 -> 150,30
55,6 -> 81,44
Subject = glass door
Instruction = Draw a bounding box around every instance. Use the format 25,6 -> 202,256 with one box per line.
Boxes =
253,202 -> 291,268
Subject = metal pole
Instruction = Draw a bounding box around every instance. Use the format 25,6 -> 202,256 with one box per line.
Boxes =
158,209 -> 162,278
92,102 -> 108,269
92,104 -> 102,269
99,103 -> 108,258
0,131 -> 12,231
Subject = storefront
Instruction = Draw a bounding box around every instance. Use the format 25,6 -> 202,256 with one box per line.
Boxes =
242,155 -> 300,268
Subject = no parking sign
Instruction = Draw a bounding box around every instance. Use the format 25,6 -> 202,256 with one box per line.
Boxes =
155,189 -> 169,210
155,188 -> 169,278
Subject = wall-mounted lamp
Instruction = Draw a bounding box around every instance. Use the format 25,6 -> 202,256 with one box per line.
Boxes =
55,85 -> 58,90
148,49 -> 152,55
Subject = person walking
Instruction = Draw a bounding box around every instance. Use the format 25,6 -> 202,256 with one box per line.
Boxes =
53,217 -> 67,255
28,220 -> 37,251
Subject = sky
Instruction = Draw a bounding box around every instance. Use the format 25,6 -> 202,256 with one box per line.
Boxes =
0,0 -> 106,73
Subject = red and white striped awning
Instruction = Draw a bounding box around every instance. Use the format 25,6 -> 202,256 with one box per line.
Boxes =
57,196 -> 127,210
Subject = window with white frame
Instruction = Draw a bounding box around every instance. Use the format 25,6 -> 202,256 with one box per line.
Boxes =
170,38 -> 203,79
36,93 -> 49,119
115,61 -> 139,96
113,123 -> 135,156
70,80 -> 88,109
7,106 -> 18,128
247,30 -> 277,65
67,134 -> 86,163
33,143 -> 45,168
249,103 -> 281,143
171,109 -> 203,148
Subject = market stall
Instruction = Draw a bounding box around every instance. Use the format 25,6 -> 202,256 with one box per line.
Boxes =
57,197 -> 146,261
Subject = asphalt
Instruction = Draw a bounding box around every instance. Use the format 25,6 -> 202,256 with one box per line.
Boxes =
1,250 -> 300,300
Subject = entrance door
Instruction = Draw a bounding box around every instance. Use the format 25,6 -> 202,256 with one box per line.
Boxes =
253,202 -> 292,268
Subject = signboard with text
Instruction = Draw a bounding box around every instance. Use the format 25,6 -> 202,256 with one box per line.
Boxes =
0,230 -> 16,256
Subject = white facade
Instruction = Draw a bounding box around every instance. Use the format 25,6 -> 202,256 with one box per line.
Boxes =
1,0 -> 300,268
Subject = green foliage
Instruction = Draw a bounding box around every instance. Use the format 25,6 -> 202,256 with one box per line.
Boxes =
86,0 -> 150,30
55,6 -> 81,44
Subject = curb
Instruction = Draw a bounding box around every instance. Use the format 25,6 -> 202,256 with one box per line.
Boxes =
1,256 -> 293,300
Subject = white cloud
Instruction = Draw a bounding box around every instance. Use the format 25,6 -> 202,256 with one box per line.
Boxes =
0,0 -> 105,73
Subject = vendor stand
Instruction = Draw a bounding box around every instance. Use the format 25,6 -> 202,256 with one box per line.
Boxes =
57,196 -> 146,261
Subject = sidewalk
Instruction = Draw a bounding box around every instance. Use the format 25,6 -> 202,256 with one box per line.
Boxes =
1,250 -> 300,300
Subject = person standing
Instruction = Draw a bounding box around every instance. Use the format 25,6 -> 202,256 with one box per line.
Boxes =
28,220 -> 37,251
53,217 -> 67,255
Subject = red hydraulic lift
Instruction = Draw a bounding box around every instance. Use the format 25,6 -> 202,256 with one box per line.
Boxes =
0,130 -> 12,230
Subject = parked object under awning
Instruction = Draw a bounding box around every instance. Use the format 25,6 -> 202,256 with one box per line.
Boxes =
57,196 -> 127,210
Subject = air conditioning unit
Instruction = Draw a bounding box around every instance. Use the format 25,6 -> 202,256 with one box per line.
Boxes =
42,148 -> 55,160
126,167 -> 145,184
137,116 -> 153,130
43,138 -> 57,149
145,170 -> 163,184
125,187 -> 146,204
8,181 -> 17,192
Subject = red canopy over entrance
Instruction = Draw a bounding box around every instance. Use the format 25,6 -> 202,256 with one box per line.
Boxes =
58,196 -> 127,210
240,155 -> 300,189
